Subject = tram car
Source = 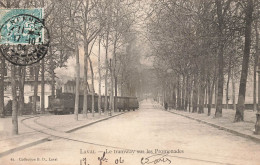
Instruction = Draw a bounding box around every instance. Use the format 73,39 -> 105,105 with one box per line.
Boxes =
48,93 -> 98,114
116,96 -> 139,111
47,93 -> 139,115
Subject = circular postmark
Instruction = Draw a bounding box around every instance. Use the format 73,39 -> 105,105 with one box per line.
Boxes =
0,14 -> 50,66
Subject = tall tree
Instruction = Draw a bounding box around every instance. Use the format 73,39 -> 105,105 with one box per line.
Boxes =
98,35 -> 102,115
11,65 -> 18,135
40,59 -> 45,113
78,0 -> 103,117
234,0 -> 253,122
215,0 -> 226,118
18,66 -> 25,116
253,21 -> 259,111
32,65 -> 40,114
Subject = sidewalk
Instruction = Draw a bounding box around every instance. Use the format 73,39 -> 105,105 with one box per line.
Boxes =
0,112 -> 124,157
154,102 -> 260,143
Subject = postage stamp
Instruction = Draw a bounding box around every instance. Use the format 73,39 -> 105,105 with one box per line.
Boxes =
0,8 -> 50,66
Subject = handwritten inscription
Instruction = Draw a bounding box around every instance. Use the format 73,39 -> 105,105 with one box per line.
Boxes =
80,152 -> 124,165
98,152 -> 108,165
141,154 -> 172,165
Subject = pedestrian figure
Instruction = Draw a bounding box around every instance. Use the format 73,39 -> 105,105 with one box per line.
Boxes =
164,102 -> 168,110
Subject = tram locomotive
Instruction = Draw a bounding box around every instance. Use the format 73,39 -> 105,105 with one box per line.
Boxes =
47,93 -> 139,115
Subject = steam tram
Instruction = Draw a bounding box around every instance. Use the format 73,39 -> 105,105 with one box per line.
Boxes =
47,93 -> 139,115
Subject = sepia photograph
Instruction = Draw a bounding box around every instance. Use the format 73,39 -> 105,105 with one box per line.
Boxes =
0,0 -> 260,164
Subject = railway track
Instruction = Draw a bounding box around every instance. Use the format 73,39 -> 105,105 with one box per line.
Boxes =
0,113 -> 131,158
19,111 -> 234,165
1,111 -> 235,165
21,114 -> 131,147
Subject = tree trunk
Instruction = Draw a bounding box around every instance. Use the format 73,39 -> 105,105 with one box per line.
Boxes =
111,32 -> 118,113
32,66 -> 39,114
109,59 -> 114,115
192,76 -> 198,113
215,77 -> 218,109
70,13 -> 80,120
50,46 -> 55,97
18,66 -> 25,116
105,66 -> 108,114
162,83 -> 165,106
121,71 -> 124,97
226,58 -> 231,110
257,19 -> 260,133
185,75 -> 189,110
83,42 -> 89,117
172,84 -> 176,109
189,78 -> 193,112
254,21 -> 259,111
41,59 -> 45,113
234,0 -> 253,122
232,70 -> 236,110
0,56 -> 5,118
98,36 -> 102,115
104,0 -> 112,115
83,0 -> 89,118
47,26 -> 55,98
215,41 -> 224,117
115,77 -> 118,112
209,73 -> 216,116
215,0 -> 224,118
207,76 -> 212,116
199,63 -> 206,114
198,80 -> 205,114
177,75 -> 181,110
114,61 -> 117,112
89,57 -> 95,117
74,44 -> 80,119
104,28 -> 110,115
11,65 -> 18,135
181,75 -> 185,110
205,80 -> 208,108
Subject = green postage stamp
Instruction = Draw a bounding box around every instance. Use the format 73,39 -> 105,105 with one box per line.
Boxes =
0,8 -> 49,66
0,8 -> 44,45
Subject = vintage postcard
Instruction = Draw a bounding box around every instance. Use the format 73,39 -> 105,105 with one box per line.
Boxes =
0,0 -> 260,165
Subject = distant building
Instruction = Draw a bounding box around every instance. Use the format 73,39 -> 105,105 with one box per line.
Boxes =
4,67 -> 53,110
